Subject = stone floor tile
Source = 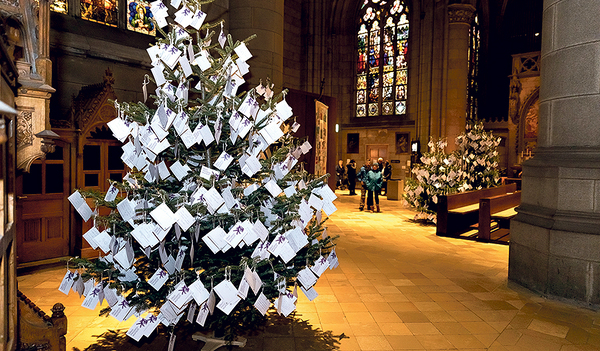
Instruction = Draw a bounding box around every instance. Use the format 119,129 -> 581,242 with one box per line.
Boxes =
354,335 -> 393,350
432,322 -> 471,335
405,322 -> 441,335
445,334 -> 487,348
385,335 -> 425,349
414,335 -> 454,349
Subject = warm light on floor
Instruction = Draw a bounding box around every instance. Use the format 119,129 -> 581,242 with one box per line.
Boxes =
18,190 -> 600,350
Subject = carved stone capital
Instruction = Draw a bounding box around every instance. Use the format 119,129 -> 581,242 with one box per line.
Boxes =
448,4 -> 476,24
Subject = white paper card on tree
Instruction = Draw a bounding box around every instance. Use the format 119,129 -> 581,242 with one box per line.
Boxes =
170,161 -> 191,181
114,246 -> 133,270
241,220 -> 258,246
148,268 -> 169,291
237,118 -> 252,139
297,267 -> 318,289
224,222 -> 246,247
83,227 -> 101,250
73,273 -> 84,297
189,279 -> 210,305
254,293 -> 270,316
178,56 -> 193,77
323,201 -> 337,216
199,125 -> 215,146
229,111 -> 243,131
83,278 -> 95,296
213,152 -> 233,171
154,224 -> 170,242
202,233 -> 220,254
204,226 -> 229,252
199,165 -> 220,181
179,129 -> 196,148
104,286 -> 119,307
150,65 -> 167,87
216,296 -> 241,315
110,298 -> 132,322
218,26 -> 226,48
150,1 -> 168,17
278,243 -> 296,263
174,6 -> 194,28
234,42 -> 252,62
291,121 -> 300,133
328,249 -> 339,269
130,224 -> 152,248
147,44 -> 162,65
300,286 -> 318,302
174,246 -> 187,272
300,141 -> 312,154
241,155 -> 261,177
150,202 -> 176,231
58,271 -> 76,295
104,184 -> 120,202
169,281 -> 193,309
107,118 -> 130,142
319,185 -> 338,203
283,185 -> 296,198
204,187 -> 225,213
173,111 -> 190,136
267,234 -> 286,256
260,122 -> 284,145
143,314 -> 160,337
190,10 -> 207,30
237,278 -> 249,299
221,187 -> 238,210
193,50 -> 211,71
186,302 -> 196,323
214,117 -> 223,143
311,256 -> 330,277
116,198 -> 136,223
163,254 -> 176,275
126,316 -> 148,342
274,293 -> 296,317
214,280 -> 238,302
285,228 -> 308,253
252,220 -> 269,242
81,284 -> 101,310
276,99 -> 293,121
95,230 -> 113,253
264,179 -> 283,197
236,58 -> 250,76
308,193 -> 324,211
174,207 -> 195,231
195,302 -> 209,326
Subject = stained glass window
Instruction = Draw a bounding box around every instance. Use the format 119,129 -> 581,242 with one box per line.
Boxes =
357,0 -> 409,118
50,0 -> 68,14
467,14 -> 480,120
81,0 -> 118,27
127,0 -> 156,36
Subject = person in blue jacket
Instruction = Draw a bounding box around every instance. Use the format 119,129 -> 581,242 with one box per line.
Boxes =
366,162 -> 383,213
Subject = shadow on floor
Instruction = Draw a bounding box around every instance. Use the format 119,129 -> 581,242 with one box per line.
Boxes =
73,312 -> 342,351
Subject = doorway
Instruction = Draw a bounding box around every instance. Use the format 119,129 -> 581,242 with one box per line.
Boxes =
16,141 -> 70,263
366,144 -> 388,165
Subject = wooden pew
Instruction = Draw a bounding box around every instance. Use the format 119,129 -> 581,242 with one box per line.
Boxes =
478,191 -> 521,241
436,183 -> 517,236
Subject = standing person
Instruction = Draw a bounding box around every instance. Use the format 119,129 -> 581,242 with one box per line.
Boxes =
357,160 -> 371,210
335,159 -> 345,190
382,160 -> 392,196
366,162 -> 383,213
346,159 -> 357,195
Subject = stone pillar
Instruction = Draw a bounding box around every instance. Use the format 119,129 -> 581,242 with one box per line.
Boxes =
228,0 -> 284,89
36,0 -> 52,85
444,4 -> 475,151
509,0 -> 600,305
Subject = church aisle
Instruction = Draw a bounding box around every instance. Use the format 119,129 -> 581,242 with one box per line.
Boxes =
17,191 -> 600,350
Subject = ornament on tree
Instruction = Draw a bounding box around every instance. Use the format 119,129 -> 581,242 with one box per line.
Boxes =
61,0 -> 338,344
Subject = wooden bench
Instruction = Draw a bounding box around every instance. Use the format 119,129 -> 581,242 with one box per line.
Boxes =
478,191 -> 521,241
436,183 -> 517,236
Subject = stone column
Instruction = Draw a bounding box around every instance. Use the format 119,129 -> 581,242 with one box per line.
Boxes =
36,0 -> 52,85
509,0 -> 600,305
228,0 -> 284,89
444,4 -> 475,151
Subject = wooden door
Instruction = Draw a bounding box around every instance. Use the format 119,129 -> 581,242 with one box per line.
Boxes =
16,141 -> 70,263
79,134 -> 125,258
366,144 -> 388,165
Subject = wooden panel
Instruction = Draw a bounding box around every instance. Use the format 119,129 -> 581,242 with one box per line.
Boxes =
46,217 -> 63,239
23,220 -> 41,242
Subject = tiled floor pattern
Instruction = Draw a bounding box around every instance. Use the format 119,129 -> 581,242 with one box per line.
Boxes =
18,191 -> 600,350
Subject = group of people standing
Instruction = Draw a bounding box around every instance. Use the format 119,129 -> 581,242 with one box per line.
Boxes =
336,158 -> 392,213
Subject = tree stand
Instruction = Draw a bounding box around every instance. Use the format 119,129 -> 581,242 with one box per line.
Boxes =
192,331 -> 247,351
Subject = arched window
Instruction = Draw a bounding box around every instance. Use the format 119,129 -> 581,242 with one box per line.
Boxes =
356,0 -> 409,118
467,14 -> 480,120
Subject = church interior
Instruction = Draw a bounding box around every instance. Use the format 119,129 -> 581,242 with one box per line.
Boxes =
2,0 -> 600,349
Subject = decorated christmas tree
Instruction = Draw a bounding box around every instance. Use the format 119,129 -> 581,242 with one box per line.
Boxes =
455,121 -> 501,190
61,0 -> 338,346
403,138 -> 468,222
403,121 -> 501,223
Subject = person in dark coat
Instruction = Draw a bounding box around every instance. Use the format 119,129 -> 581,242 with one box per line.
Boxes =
366,162 -> 383,212
346,159 -> 357,195
357,161 -> 371,210
335,159 -> 345,190
382,160 -> 392,196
